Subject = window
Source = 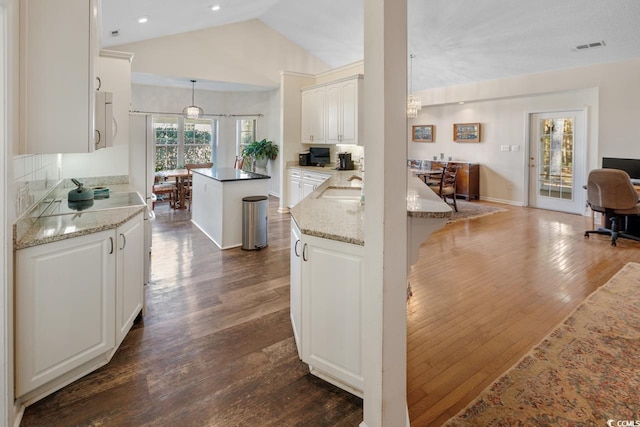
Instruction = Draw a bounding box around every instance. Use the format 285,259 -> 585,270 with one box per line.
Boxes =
237,118 -> 257,157
154,116 -> 217,171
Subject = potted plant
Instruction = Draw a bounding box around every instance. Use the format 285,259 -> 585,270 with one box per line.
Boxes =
242,138 -> 279,169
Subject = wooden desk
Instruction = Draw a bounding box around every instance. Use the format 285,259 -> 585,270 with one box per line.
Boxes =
161,169 -> 189,209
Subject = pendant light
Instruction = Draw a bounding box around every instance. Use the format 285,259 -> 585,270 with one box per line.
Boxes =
183,79 -> 204,119
407,54 -> 422,119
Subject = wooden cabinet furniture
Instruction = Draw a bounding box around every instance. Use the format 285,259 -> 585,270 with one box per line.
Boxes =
301,75 -> 363,145
425,161 -> 479,200
290,219 -> 364,397
288,168 -> 332,208
15,213 -> 144,401
20,0 -> 101,153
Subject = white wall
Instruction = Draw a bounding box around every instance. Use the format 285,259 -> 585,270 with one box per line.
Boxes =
131,84 -> 282,196
111,19 -> 330,89
409,88 -> 598,204
410,58 -> 640,205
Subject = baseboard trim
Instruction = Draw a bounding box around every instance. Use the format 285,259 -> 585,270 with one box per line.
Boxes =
479,196 -> 524,206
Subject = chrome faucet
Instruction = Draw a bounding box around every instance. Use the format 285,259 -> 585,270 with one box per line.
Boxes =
347,175 -> 363,181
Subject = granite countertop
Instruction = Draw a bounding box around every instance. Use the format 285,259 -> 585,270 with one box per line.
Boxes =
192,167 -> 270,181
289,168 -> 452,246
14,188 -> 147,250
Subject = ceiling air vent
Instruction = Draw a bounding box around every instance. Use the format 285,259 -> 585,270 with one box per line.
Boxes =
110,30 -> 120,38
574,40 -> 605,51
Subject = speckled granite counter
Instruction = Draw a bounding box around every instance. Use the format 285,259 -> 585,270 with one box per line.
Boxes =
14,187 -> 146,250
289,168 -> 452,246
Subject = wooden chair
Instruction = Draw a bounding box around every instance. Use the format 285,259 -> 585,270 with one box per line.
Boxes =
185,162 -> 213,211
152,175 -> 177,210
428,163 -> 459,212
234,156 -> 244,170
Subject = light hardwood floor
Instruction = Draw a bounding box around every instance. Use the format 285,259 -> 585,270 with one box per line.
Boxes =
20,197 -> 639,426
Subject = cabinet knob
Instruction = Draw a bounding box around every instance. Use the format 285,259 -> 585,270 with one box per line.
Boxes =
109,237 -> 114,254
302,243 -> 308,262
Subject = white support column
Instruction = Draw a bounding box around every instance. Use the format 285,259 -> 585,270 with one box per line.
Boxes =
361,0 -> 408,426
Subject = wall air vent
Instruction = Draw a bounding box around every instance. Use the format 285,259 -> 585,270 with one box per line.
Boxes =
574,40 -> 605,51
110,30 -> 120,38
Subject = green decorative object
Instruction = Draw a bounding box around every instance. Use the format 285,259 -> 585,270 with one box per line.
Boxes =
241,138 -> 279,162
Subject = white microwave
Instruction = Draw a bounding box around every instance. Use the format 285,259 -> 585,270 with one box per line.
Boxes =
95,91 -> 113,150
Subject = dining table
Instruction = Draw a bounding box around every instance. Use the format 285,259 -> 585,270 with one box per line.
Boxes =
160,168 -> 189,209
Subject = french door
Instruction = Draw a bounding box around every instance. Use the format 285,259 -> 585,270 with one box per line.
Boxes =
528,110 -> 585,214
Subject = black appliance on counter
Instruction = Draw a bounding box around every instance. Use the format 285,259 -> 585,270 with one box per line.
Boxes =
309,147 -> 330,166
337,152 -> 354,170
299,151 -> 311,166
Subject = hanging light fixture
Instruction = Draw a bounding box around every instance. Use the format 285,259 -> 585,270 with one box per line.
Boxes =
183,79 -> 204,119
407,54 -> 422,119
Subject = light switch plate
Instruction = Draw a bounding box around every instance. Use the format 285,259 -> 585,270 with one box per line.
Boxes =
500,145 -> 510,152
511,145 -> 521,152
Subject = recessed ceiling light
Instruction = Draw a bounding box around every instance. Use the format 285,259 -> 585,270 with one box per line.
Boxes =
210,4 -> 221,11
138,16 -> 148,24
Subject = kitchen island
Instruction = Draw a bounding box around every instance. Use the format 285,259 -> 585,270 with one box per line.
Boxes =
191,167 -> 270,250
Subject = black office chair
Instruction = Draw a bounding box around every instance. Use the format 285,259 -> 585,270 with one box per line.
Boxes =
584,168 -> 640,246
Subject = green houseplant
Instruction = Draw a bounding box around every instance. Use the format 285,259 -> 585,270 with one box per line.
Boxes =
242,138 -> 279,169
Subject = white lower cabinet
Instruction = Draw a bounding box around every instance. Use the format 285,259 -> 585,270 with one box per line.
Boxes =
115,213 -> 144,346
15,213 -> 144,400
291,225 -> 364,396
288,168 -> 331,208
290,219 -> 302,355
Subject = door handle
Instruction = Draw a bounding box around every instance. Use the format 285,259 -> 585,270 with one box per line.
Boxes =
109,237 -> 114,254
294,239 -> 300,257
302,243 -> 308,262
120,233 -> 126,250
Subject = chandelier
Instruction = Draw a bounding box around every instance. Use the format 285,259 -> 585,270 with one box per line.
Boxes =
183,79 -> 204,119
407,54 -> 422,119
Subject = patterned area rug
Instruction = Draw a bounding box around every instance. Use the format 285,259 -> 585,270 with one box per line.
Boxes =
448,200 -> 507,223
444,262 -> 640,426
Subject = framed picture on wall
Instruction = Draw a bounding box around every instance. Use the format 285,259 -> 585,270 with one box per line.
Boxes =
412,125 -> 434,142
453,123 -> 481,142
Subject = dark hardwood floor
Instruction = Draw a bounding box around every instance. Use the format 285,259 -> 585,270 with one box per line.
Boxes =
19,197 -> 640,426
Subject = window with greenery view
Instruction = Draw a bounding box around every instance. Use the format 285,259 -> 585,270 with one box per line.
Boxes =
154,116 -> 217,171
237,119 -> 257,157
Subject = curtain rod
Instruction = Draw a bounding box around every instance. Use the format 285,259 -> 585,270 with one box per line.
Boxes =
129,110 -> 264,118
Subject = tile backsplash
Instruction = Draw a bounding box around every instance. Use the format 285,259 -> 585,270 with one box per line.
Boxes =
14,154 -> 61,218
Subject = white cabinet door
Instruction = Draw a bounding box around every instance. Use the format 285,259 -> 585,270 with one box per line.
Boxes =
325,83 -> 341,144
98,52 -> 132,147
301,234 -> 364,393
301,87 -> 326,144
302,181 -> 318,199
15,229 -> 116,397
288,169 -> 302,208
290,219 -> 303,356
115,213 -> 144,347
20,0 -> 100,154
339,78 -> 361,145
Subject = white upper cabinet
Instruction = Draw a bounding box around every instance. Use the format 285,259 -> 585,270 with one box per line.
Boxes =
301,86 -> 326,144
20,0 -> 101,154
98,51 -> 133,148
302,75 -> 363,146
326,77 -> 362,145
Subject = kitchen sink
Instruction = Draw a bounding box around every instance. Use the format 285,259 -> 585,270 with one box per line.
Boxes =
319,187 -> 362,200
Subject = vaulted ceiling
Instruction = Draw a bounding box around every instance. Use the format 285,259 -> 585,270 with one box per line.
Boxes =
102,0 -> 640,91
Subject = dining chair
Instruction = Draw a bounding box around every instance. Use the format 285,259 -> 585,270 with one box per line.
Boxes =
152,174 -> 177,210
428,163 -> 459,212
185,162 -> 213,211
234,156 -> 244,170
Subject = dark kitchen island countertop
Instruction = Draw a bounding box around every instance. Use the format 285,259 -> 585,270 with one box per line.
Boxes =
191,167 -> 270,182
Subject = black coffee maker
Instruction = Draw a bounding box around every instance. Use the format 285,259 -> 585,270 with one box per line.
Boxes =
337,152 -> 354,170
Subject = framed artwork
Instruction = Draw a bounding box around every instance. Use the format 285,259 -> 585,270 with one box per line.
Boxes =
453,123 -> 481,142
412,125 -> 434,142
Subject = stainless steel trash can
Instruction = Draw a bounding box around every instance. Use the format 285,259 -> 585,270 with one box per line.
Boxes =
242,196 -> 268,250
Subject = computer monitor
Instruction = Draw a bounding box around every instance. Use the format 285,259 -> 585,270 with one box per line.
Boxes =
602,157 -> 640,184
